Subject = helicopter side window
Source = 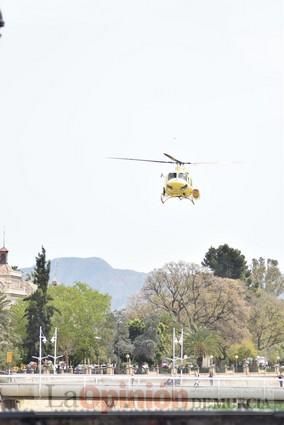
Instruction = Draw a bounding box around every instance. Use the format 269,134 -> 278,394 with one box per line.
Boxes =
178,173 -> 187,180
168,173 -> 177,180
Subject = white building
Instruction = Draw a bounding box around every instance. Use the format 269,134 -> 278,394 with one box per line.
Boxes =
0,246 -> 36,304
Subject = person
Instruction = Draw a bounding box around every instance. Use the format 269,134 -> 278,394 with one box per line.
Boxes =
194,370 -> 199,387
209,370 -> 214,386
278,373 -> 283,388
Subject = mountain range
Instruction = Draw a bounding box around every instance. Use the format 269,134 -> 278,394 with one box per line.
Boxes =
22,257 -> 147,310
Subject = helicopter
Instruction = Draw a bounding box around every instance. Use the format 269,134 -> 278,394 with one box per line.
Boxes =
108,153 -> 202,204
0,10 -> 4,36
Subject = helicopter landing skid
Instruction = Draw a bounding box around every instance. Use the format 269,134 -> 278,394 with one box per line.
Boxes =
180,196 -> 195,205
160,194 -> 169,204
160,194 -> 195,204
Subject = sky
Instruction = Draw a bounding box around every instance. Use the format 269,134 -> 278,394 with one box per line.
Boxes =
0,0 -> 283,273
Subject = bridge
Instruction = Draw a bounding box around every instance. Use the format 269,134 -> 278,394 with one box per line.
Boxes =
0,374 -> 283,412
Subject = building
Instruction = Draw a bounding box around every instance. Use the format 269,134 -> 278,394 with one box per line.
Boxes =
0,245 -> 36,305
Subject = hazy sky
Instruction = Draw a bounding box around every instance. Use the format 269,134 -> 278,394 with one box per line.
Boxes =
0,0 -> 283,272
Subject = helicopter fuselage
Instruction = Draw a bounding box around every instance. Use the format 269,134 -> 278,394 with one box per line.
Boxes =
162,165 -> 200,203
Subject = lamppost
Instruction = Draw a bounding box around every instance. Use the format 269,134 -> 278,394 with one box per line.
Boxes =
32,327 -> 48,395
235,355 -> 239,373
172,328 -> 176,374
179,329 -> 184,373
276,356 -> 281,375
32,326 -> 47,375
181,354 -> 188,376
173,328 -> 183,375
126,354 -> 131,374
48,328 -> 63,374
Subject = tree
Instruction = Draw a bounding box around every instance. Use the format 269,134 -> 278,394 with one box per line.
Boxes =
248,257 -> 284,296
0,292 -> 10,354
23,247 -> 57,362
185,327 -> 223,369
202,244 -> 248,279
142,262 -> 250,342
112,311 -> 134,368
248,291 -> 284,351
132,317 -> 162,368
128,318 -> 145,342
0,294 -> 26,369
49,282 -> 112,366
227,340 -> 257,362
0,291 -> 9,330
6,300 -> 28,366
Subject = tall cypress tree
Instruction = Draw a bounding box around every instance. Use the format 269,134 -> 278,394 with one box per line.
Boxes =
23,247 -> 56,362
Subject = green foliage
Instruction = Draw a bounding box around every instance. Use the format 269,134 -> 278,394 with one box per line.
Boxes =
0,292 -> 10,366
0,291 -> 9,331
247,258 -> 284,295
202,244 -> 248,279
156,321 -> 170,362
113,311 -> 134,367
23,247 -> 57,362
248,291 -> 284,351
0,295 -> 27,369
128,318 -> 145,342
7,300 -> 28,365
185,327 -> 223,368
227,340 -> 257,362
265,345 -> 284,364
0,347 -> 24,370
132,317 -> 161,366
49,282 -> 112,366
122,315 -> 169,367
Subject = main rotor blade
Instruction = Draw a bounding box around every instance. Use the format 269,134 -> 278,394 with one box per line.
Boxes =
163,153 -> 186,164
108,156 -> 175,164
108,156 -> 233,166
189,161 -> 241,165
188,161 -> 220,165
163,154 -> 226,165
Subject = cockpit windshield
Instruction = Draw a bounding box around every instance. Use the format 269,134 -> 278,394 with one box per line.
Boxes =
178,173 -> 188,180
168,173 -> 177,180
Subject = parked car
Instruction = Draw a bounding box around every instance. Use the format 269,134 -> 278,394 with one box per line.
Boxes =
74,364 -> 87,374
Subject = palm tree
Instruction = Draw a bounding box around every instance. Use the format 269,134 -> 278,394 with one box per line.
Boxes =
186,327 -> 223,369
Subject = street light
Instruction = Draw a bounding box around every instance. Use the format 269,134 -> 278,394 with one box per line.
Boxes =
172,328 -> 183,375
210,355 -> 214,366
126,354 -> 131,374
32,326 -> 48,375
32,326 -> 49,395
48,328 -> 63,374
235,355 -> 239,372
181,354 -> 187,376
